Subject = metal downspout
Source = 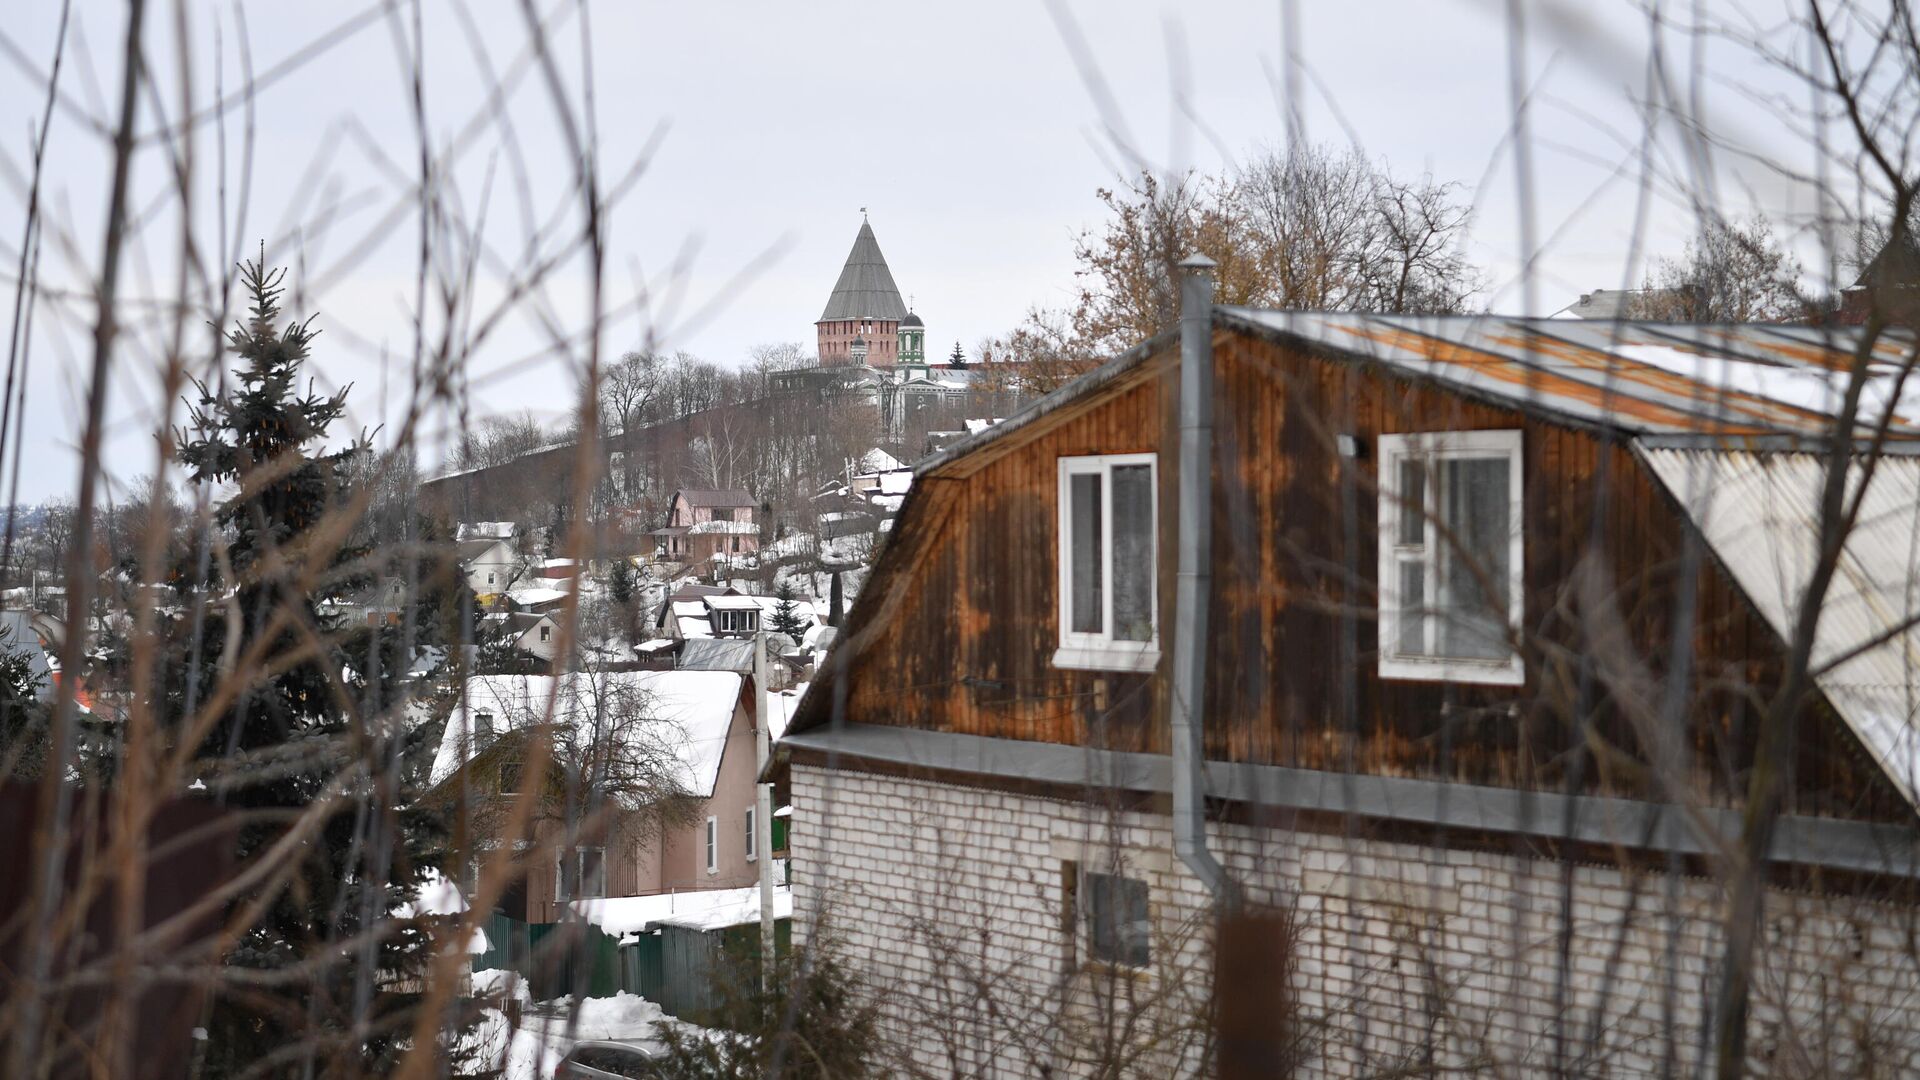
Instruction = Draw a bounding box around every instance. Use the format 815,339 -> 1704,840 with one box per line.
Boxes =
1172,254 -> 1232,905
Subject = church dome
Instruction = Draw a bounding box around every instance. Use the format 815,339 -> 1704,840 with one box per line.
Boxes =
852,334 -> 866,346
900,311 -> 924,328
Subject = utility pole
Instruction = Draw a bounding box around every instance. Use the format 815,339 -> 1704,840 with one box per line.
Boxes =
753,630 -> 777,992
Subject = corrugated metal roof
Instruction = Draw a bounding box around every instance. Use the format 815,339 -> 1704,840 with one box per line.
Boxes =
1222,308 -> 1920,438
817,221 -> 907,322
677,488 -> 757,508
1639,446 -> 1920,807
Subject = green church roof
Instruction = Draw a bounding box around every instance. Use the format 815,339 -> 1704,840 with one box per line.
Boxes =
818,221 -> 908,322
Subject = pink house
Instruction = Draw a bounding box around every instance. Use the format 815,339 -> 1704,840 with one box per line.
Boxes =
652,488 -> 760,565
429,669 -> 777,924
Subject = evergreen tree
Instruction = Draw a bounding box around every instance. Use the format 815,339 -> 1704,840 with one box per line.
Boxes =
769,579 -> 807,640
609,555 -> 638,606
948,340 -> 967,367
166,257 -> 446,1075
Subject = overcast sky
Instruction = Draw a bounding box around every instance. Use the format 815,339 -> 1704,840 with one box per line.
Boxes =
0,1 -> 1865,503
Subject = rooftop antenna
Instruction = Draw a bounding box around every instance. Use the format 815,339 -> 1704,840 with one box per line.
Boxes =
861,206 -> 868,220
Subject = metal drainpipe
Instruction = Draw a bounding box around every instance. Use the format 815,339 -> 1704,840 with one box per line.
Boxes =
1172,254 -> 1232,906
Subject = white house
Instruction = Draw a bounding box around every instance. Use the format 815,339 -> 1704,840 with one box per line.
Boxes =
457,538 -> 520,596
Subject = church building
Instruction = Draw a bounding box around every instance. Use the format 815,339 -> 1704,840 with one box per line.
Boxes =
815,217 -> 924,368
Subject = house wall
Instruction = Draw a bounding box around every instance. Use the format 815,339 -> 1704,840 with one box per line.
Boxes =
521,817 -> 647,925
631,698 -> 764,895
465,544 -> 519,595
836,331 -> 1905,821
792,763 -> 1920,1079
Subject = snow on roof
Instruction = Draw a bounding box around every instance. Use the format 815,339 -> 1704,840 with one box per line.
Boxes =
870,494 -> 905,513
675,615 -> 713,639
458,521 -> 518,540
856,448 -> 904,474
508,587 -> 569,606
636,638 -> 678,653
877,471 -> 913,496
705,595 -> 764,611
963,418 -> 1003,435
1640,446 -> 1920,810
687,520 -> 758,535
571,884 -> 792,936
430,670 -> 744,798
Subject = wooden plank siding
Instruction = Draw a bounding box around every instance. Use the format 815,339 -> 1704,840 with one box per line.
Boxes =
831,328 -> 1910,825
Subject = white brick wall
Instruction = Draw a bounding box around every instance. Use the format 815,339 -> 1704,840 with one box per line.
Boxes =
791,763 -> 1920,1079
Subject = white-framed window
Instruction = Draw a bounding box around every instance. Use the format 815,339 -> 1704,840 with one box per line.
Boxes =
555,847 -> 605,900
745,805 -> 757,862
486,572 -> 496,586
538,625 -> 552,642
715,609 -> 759,635
1377,430 -> 1524,685
471,710 -> 496,749
1053,454 -> 1159,672
705,816 -> 719,874
1082,870 -> 1151,968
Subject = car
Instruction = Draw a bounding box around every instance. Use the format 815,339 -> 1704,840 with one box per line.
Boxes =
557,1039 -> 663,1079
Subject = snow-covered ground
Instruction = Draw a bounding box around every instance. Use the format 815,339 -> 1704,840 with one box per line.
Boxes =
454,972 -> 672,1080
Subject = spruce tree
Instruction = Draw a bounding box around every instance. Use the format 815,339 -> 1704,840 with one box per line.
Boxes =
770,578 -> 807,640
169,257 -> 445,1075
609,555 -> 638,606
949,340 -> 967,367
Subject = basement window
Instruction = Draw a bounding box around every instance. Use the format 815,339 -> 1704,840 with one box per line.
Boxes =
1053,454 -> 1159,673
1377,431 -> 1524,685
1083,871 -> 1151,969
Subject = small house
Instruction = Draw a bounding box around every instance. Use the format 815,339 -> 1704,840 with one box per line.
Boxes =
777,270 -> 1920,1074
431,669 -> 773,925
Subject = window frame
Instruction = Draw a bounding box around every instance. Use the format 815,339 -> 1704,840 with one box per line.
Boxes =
745,805 -> 757,862
1080,868 -> 1152,970
1375,430 -> 1525,686
1052,453 -> 1161,673
705,816 -> 719,874
554,846 -> 605,901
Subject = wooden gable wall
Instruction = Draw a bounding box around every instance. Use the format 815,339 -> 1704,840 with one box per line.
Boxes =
834,328 -> 1910,824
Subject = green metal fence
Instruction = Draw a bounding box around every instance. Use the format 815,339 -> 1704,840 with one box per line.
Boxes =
470,911 -> 789,1022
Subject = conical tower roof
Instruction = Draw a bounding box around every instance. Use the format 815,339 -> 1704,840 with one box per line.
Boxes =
818,221 -> 907,322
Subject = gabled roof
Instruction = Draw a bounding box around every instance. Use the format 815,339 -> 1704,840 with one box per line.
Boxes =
430,670 -> 745,800
818,221 -> 907,322
791,307 -> 1920,751
1219,309 -> 1920,439
456,538 -> 512,562
675,488 -> 758,509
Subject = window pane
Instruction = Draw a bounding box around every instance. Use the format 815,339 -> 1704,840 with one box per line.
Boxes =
582,849 -> 604,899
1069,473 -> 1103,634
1438,457 -> 1511,660
1110,464 -> 1154,642
1086,872 -> 1151,968
1397,559 -> 1427,656
1396,458 -> 1426,546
